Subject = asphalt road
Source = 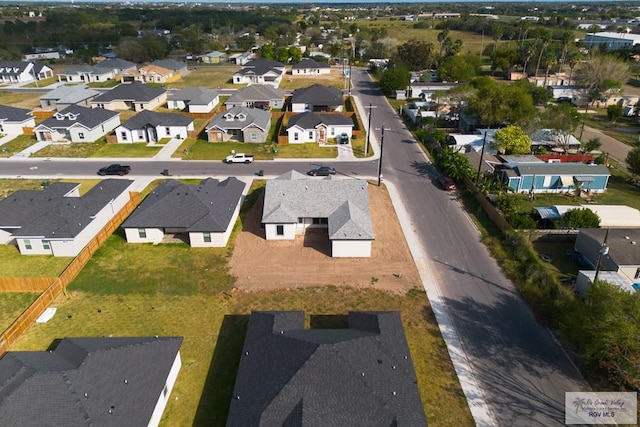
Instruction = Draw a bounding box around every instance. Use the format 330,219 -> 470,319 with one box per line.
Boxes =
350,68 -> 590,426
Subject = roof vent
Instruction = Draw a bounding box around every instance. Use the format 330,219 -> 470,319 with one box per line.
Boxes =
109,406 -> 115,414
124,379 -> 128,384
392,365 -> 396,370
84,393 -> 88,398
361,372 -> 365,376
392,391 -> 397,396
632,241 -> 637,245
625,236 -> 630,240
245,351 -> 249,356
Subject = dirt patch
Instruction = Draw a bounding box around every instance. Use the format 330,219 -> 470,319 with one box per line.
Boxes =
229,183 -> 421,293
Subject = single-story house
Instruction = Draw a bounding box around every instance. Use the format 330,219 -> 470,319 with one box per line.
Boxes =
574,228 -> 640,297
534,205 -> 640,228
39,85 -> 100,110
152,59 -> 188,75
199,51 -> 227,64
407,82 -> 458,100
530,129 -> 582,152
57,65 -> 115,83
227,311 -> 427,425
115,110 -> 194,143
0,61 -> 52,83
500,162 -> 610,194
93,58 -> 137,76
286,112 -> 353,144
120,64 -> 177,84
291,58 -> 331,75
0,105 -> 35,135
121,177 -> 246,247
34,104 -> 120,143
262,171 -> 375,257
167,87 -> 219,113
205,106 -> 271,143
224,84 -> 285,110
291,84 -> 343,112
91,82 -> 167,112
232,58 -> 285,86
547,85 -> 587,100
0,336 -> 183,427
0,179 -> 134,256
228,52 -> 253,65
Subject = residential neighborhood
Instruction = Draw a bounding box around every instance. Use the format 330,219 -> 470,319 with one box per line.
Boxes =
2,2 -> 640,426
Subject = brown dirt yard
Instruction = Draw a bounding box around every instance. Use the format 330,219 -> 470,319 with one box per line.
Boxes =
230,183 -> 422,293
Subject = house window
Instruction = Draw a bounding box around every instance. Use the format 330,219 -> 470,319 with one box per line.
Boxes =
140,104 -> 144,110
250,132 -> 257,141
635,268 -> 640,279
294,132 -> 299,141
42,240 -> 50,250
330,128 -> 335,136
24,240 -> 32,250
78,132 -> 85,140
165,127 -> 171,136
121,132 -> 128,141
276,225 -> 284,236
312,218 -> 328,225
308,131 -> 313,139
230,129 -> 239,136
203,232 -> 211,243
138,228 -> 147,238
138,131 -> 145,139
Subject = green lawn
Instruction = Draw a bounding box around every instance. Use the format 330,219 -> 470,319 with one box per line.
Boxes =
93,143 -> 161,158
0,293 -> 40,332
176,139 -> 277,160
0,91 -> 42,109
0,135 -> 38,158
167,66 -> 241,90
279,75 -> 347,90
0,245 -> 73,277
583,114 -> 640,147
32,140 -> 161,158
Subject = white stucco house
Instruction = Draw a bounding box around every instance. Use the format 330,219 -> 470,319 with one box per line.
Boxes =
121,177 -> 246,247
0,179 -> 134,257
0,105 -> 35,135
291,84 -> 343,113
167,87 -> 219,113
291,58 -> 331,75
286,112 -> 354,144
0,336 -> 183,427
115,110 -> 194,143
33,104 -> 120,143
262,171 -> 375,257
57,65 -> 115,83
232,58 -> 285,86
0,61 -> 53,83
90,82 -> 167,112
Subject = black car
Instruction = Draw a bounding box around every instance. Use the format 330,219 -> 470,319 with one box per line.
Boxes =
98,164 -> 131,176
307,166 -> 336,176
338,133 -> 350,144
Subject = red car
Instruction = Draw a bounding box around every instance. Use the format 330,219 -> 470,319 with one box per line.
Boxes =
439,176 -> 457,191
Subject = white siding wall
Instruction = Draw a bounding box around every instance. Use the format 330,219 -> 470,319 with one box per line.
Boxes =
190,193 -> 242,247
0,229 -> 12,244
332,240 -> 372,258
155,124 -> 193,140
68,115 -> 120,142
167,100 -> 186,110
148,352 -> 182,427
0,118 -> 35,135
287,126 -> 315,144
16,238 -> 53,255
291,103 -> 307,113
265,223 -> 296,240
134,95 -> 167,112
125,227 -> 165,244
100,100 -> 130,111
189,101 -> 216,113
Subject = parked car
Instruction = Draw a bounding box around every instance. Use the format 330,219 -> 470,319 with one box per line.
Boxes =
224,153 -> 254,164
307,166 -> 336,176
98,164 -> 131,176
338,133 -> 350,144
557,96 -> 572,104
438,175 -> 457,191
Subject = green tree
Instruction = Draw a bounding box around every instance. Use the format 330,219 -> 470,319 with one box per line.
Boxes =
378,64 -> 410,96
607,105 -> 624,123
494,125 -> 531,155
435,147 -> 474,181
236,34 -> 255,52
259,43 -> 275,60
560,208 -> 601,229
541,103 -> 581,149
575,55 -> 629,108
582,137 -> 602,153
468,81 -> 535,127
437,54 -> 480,83
395,39 -> 436,71
626,147 -> 640,178
289,46 -> 302,63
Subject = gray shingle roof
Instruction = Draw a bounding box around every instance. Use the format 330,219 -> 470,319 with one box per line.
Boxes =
0,336 -> 183,427
0,179 -> 133,239
0,104 -> 32,122
0,61 -> 31,78
120,110 -> 193,130
92,82 -> 166,103
40,85 -> 100,104
168,87 -> 218,105
227,311 -> 427,427
291,58 -> 330,69
235,58 -> 285,77
225,84 -> 284,105
206,106 -> 271,132
37,104 -> 119,131
151,59 -> 187,72
262,171 -> 374,240
514,163 -> 610,177
579,228 -> 640,267
287,111 -> 354,131
94,58 -> 136,70
121,177 -> 245,232
291,84 -> 343,107
58,65 -> 110,76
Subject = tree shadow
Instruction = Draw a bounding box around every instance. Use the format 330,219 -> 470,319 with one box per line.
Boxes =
193,314 -> 250,427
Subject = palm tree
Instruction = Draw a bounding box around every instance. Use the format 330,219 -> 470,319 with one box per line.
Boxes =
558,30 -> 575,74
534,29 -> 552,78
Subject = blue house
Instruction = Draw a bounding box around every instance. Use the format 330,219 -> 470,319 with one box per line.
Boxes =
500,162 -> 610,194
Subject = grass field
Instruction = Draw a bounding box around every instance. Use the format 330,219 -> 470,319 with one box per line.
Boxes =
0,135 -> 38,158
0,91 -> 42,109
167,66 -> 241,90
0,293 -> 40,332
0,244 -> 73,277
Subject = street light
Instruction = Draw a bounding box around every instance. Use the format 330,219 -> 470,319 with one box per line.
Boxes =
364,103 -> 377,157
375,124 -> 390,187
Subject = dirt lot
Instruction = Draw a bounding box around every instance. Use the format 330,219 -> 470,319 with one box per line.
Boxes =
230,183 -> 421,293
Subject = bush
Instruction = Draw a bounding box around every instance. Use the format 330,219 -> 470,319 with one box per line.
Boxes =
506,214 -> 537,230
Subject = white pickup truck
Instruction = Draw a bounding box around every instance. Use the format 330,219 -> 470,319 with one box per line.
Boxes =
224,153 -> 254,164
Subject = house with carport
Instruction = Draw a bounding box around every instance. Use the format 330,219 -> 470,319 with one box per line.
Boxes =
167,87 -> 219,113
262,171 -> 374,257
115,110 -> 193,143
34,104 -> 120,143
91,82 -> 167,112
224,85 -> 285,110
0,336 -> 183,427
0,105 -> 35,135
39,85 -> 100,110
0,179 -> 134,256
499,161 -> 610,194
291,84 -> 343,112
205,106 -> 271,143
291,58 -> 331,75
286,112 -> 353,144
121,177 -> 246,247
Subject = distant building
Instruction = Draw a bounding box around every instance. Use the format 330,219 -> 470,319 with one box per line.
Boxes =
584,32 -> 640,50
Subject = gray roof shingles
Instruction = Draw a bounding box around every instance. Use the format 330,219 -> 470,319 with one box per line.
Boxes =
0,336 -> 183,427
206,106 -> 271,132
92,82 -> 166,103
287,111 -> 354,130
291,84 -> 343,107
168,87 -> 218,105
262,171 -> 374,240
514,163 -> 610,177
226,311 -> 427,427
0,179 -> 133,239
235,58 -> 285,77
225,85 -> 284,105
37,104 -> 118,130
0,61 -> 31,78
121,177 -> 245,232
0,105 -> 32,122
40,85 -> 100,104
120,110 -> 193,130
292,58 -> 330,69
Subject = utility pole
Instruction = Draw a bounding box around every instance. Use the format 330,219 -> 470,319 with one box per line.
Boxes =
475,130 -> 488,184
364,103 -> 377,157
375,124 -> 391,186
593,228 -> 610,284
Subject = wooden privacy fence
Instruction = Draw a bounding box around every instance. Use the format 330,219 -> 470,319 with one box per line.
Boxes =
0,192 -> 141,355
0,277 -> 56,292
